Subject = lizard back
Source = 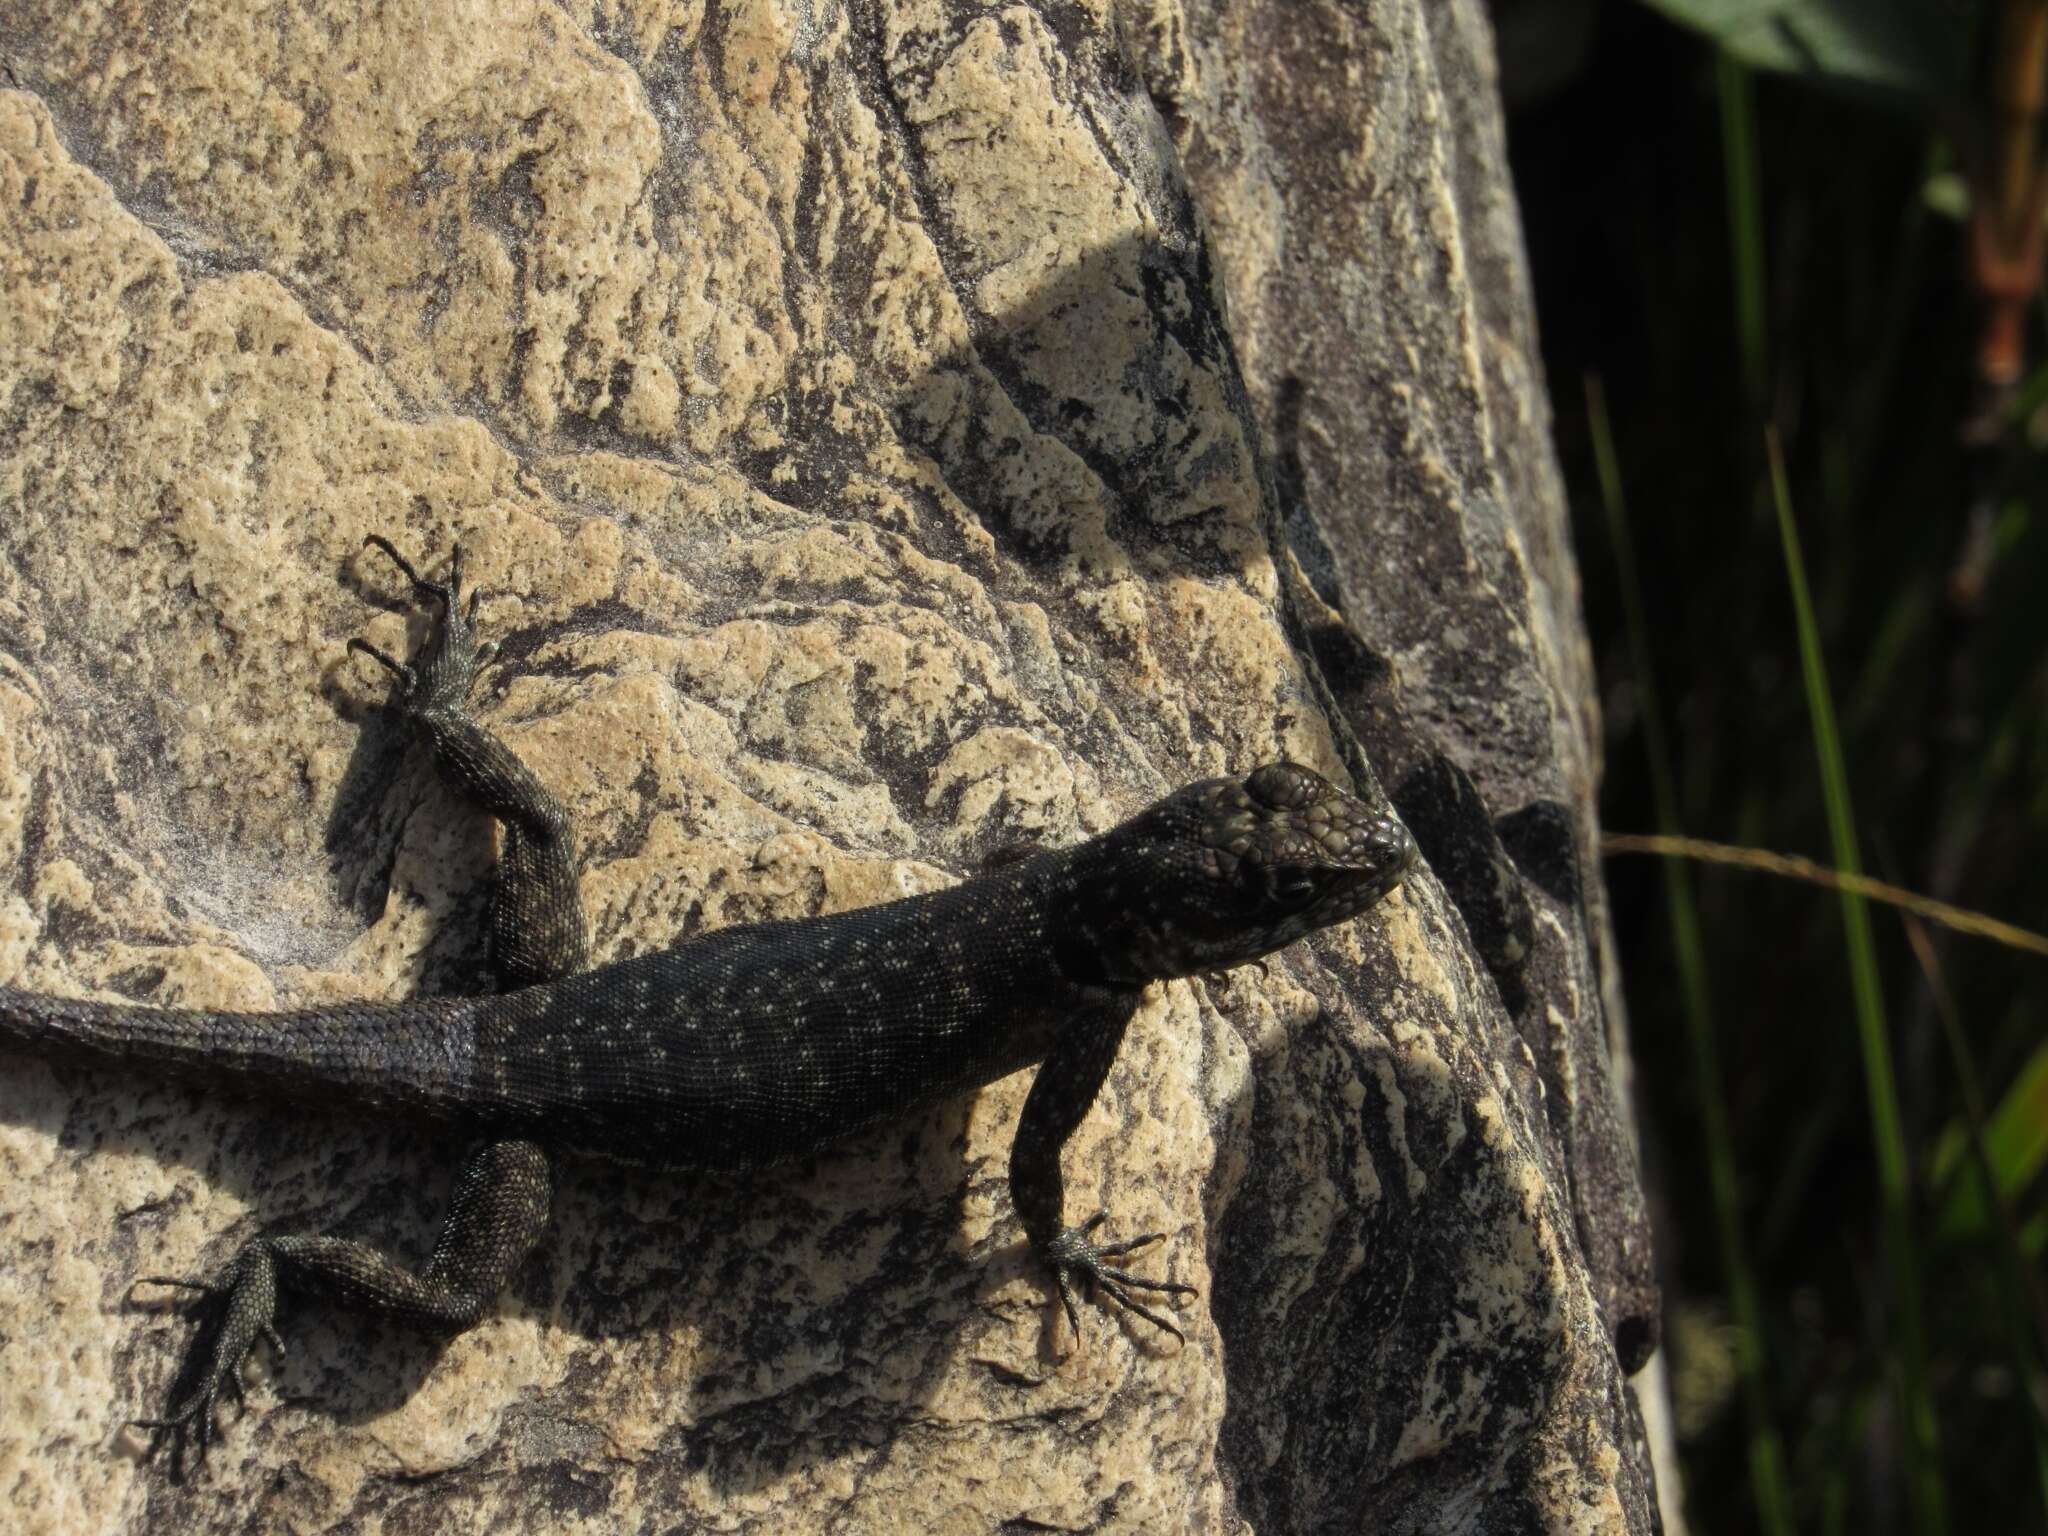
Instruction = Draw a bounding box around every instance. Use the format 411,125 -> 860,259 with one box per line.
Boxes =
465,860 -> 1084,1168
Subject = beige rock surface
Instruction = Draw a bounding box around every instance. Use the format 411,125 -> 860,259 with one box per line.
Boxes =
0,3 -> 1658,1532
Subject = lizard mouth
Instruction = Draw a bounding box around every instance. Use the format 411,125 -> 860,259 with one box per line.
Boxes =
1321,810 -> 1419,913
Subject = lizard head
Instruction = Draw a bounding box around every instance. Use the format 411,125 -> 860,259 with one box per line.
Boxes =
1062,761 -> 1418,986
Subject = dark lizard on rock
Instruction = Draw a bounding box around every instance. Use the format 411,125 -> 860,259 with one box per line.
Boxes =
0,537 -> 1419,1474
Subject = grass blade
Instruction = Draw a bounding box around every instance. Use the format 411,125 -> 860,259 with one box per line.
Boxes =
1599,835 -> 2048,959
1767,429 -> 1947,1533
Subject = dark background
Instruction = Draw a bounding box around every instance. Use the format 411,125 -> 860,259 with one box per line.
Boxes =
1498,3 -> 2047,1528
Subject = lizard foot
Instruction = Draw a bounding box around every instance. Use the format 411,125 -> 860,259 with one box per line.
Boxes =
348,535 -> 492,713
128,1243 -> 284,1477
1042,1212 -> 1197,1349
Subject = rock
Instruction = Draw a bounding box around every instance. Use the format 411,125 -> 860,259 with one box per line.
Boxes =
0,1 -> 1659,1530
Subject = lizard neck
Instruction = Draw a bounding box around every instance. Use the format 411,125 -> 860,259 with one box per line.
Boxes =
1033,831 -> 1175,990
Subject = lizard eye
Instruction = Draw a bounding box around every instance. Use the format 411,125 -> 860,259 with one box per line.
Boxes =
1272,869 -> 1319,907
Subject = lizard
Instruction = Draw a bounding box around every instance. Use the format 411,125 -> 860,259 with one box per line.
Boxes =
0,536 -> 1420,1475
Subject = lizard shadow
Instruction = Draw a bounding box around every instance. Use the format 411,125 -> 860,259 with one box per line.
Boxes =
4,1044 -> 1033,1477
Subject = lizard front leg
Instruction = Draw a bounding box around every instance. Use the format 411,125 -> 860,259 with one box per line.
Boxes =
347,535 -> 588,985
133,540 -> 585,1474
1009,998 -> 1197,1348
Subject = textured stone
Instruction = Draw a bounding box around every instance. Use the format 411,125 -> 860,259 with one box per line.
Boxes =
0,2 -> 1659,1531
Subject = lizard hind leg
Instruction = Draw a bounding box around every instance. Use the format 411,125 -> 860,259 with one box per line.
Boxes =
130,1138 -> 552,1477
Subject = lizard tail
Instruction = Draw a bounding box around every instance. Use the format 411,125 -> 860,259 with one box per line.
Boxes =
0,985 -> 478,1116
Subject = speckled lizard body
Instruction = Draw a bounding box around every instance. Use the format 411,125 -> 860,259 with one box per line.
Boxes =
0,539 -> 1417,1473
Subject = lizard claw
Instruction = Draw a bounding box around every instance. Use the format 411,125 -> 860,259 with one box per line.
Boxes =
1199,957 -> 1270,991
1042,1214 -> 1197,1350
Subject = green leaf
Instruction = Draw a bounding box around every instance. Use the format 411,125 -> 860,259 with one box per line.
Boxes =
1936,1037 -> 2048,1240
1641,0 -> 1979,101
